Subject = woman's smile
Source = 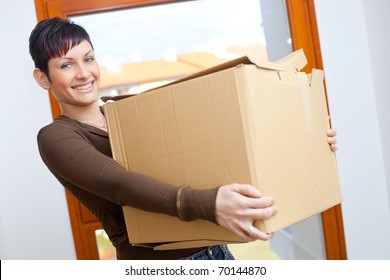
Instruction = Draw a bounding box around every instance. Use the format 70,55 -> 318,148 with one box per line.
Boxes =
72,81 -> 95,92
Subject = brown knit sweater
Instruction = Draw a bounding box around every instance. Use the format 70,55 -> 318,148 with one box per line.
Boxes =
37,115 -> 219,259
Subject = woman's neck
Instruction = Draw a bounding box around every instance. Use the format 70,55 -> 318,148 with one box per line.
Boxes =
60,102 -> 107,130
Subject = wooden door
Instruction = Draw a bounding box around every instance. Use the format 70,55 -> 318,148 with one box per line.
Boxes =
34,0 -> 346,260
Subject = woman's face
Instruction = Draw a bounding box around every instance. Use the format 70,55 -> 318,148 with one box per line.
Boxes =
46,40 -> 100,108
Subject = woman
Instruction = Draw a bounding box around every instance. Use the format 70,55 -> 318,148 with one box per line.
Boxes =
29,18 -> 337,260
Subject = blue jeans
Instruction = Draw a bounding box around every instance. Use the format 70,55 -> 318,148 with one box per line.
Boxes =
180,245 -> 235,260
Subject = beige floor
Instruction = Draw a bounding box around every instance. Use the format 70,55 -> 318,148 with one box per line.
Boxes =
228,241 -> 281,260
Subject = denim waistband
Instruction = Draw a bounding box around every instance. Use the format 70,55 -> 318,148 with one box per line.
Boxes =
180,245 -> 235,260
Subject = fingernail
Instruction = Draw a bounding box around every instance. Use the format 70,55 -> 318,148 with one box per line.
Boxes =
253,189 -> 262,196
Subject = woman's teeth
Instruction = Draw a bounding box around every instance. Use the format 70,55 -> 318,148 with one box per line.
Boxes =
73,82 -> 93,90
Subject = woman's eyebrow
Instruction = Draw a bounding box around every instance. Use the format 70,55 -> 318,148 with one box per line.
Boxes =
84,49 -> 94,56
55,49 -> 94,64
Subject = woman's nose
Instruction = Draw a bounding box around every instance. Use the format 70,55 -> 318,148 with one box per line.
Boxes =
75,64 -> 90,79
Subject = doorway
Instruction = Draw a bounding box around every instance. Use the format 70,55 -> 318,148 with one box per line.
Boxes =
34,0 -> 346,260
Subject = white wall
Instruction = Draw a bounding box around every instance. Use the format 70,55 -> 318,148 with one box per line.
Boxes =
0,0 -> 76,259
362,0 -> 390,212
314,0 -> 390,259
1,0 -> 390,260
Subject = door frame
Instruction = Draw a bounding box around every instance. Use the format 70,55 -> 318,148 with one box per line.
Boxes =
34,0 -> 346,260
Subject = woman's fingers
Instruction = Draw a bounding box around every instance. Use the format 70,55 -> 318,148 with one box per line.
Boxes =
243,225 -> 273,241
244,204 -> 278,220
245,195 -> 275,209
327,129 -> 338,152
229,183 -> 262,198
232,221 -> 274,241
215,184 -> 278,241
327,128 -> 337,137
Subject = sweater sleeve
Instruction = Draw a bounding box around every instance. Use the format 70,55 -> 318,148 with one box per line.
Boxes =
37,122 -> 218,223
179,186 -> 219,224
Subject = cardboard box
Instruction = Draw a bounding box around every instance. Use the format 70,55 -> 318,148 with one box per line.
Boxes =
103,49 -> 342,250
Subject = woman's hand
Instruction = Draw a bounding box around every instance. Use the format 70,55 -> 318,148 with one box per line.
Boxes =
327,129 -> 338,152
215,183 -> 277,241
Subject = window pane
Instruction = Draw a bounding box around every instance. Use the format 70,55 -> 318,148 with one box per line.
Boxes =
95,229 -> 116,260
72,0 -> 267,98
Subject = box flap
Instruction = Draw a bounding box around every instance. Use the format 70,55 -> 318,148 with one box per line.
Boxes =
274,48 -> 307,71
164,49 -> 307,86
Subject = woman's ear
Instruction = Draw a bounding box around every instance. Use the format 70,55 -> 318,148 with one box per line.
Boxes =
33,68 -> 50,90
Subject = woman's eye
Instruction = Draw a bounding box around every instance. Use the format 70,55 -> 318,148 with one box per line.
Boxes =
60,63 -> 71,69
85,57 -> 95,63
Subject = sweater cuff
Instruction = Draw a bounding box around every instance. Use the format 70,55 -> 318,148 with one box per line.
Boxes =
177,185 -> 220,224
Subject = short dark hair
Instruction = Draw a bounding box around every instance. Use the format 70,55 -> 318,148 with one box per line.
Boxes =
29,17 -> 94,79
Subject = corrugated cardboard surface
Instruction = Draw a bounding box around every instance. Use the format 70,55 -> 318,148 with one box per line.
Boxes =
104,50 -> 342,250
